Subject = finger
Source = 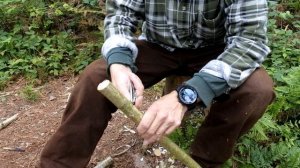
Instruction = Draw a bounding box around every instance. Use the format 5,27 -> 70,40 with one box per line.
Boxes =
137,107 -> 157,135
143,130 -> 162,146
111,75 -> 131,99
165,118 -> 182,135
155,109 -> 178,140
135,96 -> 143,109
129,73 -> 144,94
110,64 -> 133,100
117,81 -> 131,100
129,73 -> 144,107
155,121 -> 172,140
143,139 -> 151,147
165,124 -> 180,135
141,111 -> 168,140
143,134 -> 160,146
165,104 -> 186,135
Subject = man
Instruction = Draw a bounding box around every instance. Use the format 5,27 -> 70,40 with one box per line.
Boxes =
39,0 -> 275,167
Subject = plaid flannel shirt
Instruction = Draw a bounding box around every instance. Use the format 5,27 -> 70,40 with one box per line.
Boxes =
102,0 -> 270,89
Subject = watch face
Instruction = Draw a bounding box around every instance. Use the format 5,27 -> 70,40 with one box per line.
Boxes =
179,87 -> 197,105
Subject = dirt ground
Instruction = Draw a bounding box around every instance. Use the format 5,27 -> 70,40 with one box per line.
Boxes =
0,76 -> 186,168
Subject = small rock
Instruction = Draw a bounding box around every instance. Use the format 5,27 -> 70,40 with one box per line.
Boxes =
123,125 -> 136,134
159,160 -> 166,168
49,95 -> 56,101
168,158 -> 175,164
159,147 -> 167,155
61,105 -> 67,109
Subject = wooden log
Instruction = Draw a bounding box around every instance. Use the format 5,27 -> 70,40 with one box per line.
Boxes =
0,114 -> 18,130
97,80 -> 201,168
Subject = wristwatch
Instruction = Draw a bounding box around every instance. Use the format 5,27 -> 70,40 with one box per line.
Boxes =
176,84 -> 199,110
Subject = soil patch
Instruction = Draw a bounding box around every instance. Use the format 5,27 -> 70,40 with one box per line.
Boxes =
0,76 -> 185,168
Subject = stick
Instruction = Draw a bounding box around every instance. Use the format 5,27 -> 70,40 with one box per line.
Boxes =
0,114 -> 18,130
97,80 -> 201,168
93,156 -> 114,168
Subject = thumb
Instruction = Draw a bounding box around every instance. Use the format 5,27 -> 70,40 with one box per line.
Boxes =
129,73 -> 144,107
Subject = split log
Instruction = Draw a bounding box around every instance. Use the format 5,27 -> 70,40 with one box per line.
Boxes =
0,114 -> 18,130
97,80 -> 201,168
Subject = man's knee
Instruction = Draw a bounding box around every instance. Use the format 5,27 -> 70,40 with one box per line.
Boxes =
245,68 -> 275,105
77,59 -> 108,84
235,68 -> 275,135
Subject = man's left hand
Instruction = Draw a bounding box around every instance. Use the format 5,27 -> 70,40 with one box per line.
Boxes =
137,91 -> 187,146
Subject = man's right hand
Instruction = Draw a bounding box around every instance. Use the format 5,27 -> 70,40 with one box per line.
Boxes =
110,64 -> 144,108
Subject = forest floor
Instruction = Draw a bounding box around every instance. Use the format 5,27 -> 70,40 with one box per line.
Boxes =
0,76 -> 186,168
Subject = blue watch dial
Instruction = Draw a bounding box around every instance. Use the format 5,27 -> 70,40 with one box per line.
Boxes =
179,87 -> 197,105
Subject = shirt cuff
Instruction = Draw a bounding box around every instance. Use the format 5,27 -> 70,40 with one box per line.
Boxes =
106,47 -> 138,75
185,72 -> 230,107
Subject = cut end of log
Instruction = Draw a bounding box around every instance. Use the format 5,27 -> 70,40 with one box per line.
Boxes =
97,80 -> 110,91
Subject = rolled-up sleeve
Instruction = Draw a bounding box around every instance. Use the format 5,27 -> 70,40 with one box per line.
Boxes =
201,0 -> 271,88
102,0 -> 145,62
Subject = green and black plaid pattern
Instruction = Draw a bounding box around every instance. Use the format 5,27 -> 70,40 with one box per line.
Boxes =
104,0 -> 270,88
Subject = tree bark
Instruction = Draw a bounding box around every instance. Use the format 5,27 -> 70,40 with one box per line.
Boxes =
97,80 -> 201,168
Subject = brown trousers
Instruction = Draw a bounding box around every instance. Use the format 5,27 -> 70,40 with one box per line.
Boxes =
39,41 -> 275,168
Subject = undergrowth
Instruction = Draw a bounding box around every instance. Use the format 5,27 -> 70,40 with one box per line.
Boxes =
0,0 -> 105,89
20,85 -> 40,102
